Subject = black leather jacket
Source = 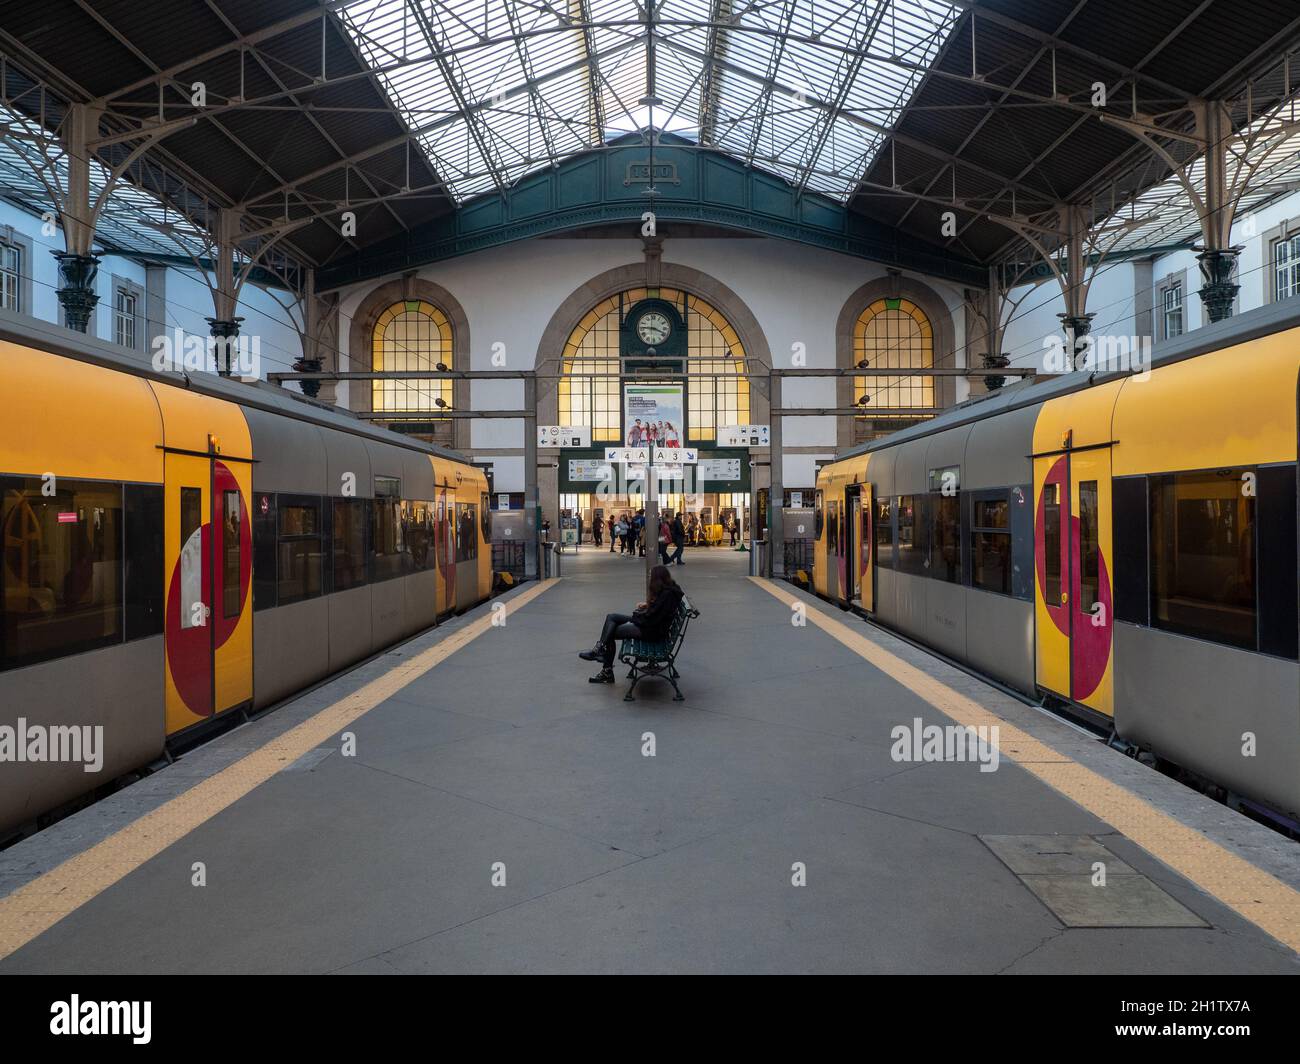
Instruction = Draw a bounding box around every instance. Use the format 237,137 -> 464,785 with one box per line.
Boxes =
632,585 -> 684,641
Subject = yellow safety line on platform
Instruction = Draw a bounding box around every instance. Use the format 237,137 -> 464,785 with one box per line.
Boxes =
750,577 -> 1300,955
0,578 -> 559,961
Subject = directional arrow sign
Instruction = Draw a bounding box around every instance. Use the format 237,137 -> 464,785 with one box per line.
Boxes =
605,447 -> 652,464
652,447 -> 697,464
718,424 -> 770,447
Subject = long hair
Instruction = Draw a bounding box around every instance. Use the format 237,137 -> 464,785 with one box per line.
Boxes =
647,564 -> 679,604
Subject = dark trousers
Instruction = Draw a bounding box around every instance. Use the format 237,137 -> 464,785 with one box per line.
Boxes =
599,612 -> 642,666
658,541 -> 671,565
608,532 -> 616,552
671,539 -> 684,563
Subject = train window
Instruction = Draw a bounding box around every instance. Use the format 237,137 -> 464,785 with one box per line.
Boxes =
222,491 -> 242,619
277,496 -> 322,606
970,492 -> 1011,595
436,497 -> 455,567
928,466 -> 959,494
455,503 -> 478,562
372,477 -> 407,582
480,493 -> 492,543
896,496 -> 925,576
124,484 -> 164,639
875,497 -> 893,570
814,490 -> 824,539
252,493 -> 277,611
333,498 -> 370,592
826,499 -> 838,553
929,493 -> 960,583
1043,483 -> 1062,607
1077,482 -> 1100,613
179,488 -> 203,630
2,477 -> 124,670
1150,469 -> 1255,651
1257,464 -> 1298,659
1111,477 -> 1147,624
404,501 -> 434,571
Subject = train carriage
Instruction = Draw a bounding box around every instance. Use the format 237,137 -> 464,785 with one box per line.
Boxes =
0,316 -> 493,837
814,299 -> 1300,826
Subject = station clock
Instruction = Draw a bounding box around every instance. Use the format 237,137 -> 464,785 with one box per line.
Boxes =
621,297 -> 686,367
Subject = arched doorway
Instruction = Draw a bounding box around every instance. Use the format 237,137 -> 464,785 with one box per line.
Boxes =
835,276 -> 956,450
347,278 -> 471,450
371,299 -> 454,423
852,296 -> 934,444
550,283 -> 757,549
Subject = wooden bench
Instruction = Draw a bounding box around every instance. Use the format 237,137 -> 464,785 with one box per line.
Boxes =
618,596 -> 701,701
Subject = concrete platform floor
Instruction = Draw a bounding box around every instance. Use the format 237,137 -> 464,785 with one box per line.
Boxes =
0,546 -> 1297,974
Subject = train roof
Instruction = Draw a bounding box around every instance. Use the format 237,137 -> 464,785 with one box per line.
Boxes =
0,307 -> 476,466
833,295 -> 1300,465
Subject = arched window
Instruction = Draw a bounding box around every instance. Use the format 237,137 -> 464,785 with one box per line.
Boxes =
558,287 -> 749,442
853,297 -> 933,428
371,300 -> 452,418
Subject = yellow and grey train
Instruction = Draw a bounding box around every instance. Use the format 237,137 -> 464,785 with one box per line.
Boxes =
0,317 -> 492,838
813,299 -> 1299,827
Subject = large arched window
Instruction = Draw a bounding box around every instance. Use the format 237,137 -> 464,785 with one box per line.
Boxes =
853,297 -> 934,426
558,287 -> 749,442
371,300 -> 453,418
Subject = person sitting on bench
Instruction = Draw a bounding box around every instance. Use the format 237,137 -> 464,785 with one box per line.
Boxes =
579,565 -> 684,684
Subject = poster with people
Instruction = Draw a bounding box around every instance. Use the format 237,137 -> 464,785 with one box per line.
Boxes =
624,383 -> 685,449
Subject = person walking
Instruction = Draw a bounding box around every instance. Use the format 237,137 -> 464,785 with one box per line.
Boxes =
727,514 -> 738,547
594,515 -> 603,548
671,511 -> 686,565
607,513 -> 616,552
657,512 -> 673,566
635,508 -> 647,556
578,565 -> 685,684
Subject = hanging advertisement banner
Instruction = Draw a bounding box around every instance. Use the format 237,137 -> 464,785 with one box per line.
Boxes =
623,383 -> 685,447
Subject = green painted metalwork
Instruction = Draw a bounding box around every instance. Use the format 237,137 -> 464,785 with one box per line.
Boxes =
318,140 -> 986,290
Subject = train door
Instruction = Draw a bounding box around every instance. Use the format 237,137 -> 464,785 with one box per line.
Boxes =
455,495 -> 478,611
860,484 -> 874,613
847,486 -> 861,606
1033,447 -> 1114,717
825,498 -> 840,600
436,484 -> 455,614
163,450 -> 252,735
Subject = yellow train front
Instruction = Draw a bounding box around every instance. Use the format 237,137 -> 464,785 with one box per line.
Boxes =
814,302 -> 1300,827
0,322 -> 492,838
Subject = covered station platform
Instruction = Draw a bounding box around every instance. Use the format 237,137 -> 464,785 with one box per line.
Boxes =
1,549 -> 1296,975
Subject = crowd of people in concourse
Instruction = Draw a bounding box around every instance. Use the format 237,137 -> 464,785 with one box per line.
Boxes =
543,509 -> 740,560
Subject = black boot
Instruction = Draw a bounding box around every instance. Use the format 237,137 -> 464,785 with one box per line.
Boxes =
578,642 -> 607,662
588,667 -> 615,684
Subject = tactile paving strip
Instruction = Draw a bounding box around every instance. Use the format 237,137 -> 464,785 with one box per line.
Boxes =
751,577 -> 1300,954
0,578 -> 558,960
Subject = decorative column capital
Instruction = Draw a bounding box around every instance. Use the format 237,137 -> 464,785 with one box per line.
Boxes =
206,316 -> 244,377
1195,247 -> 1240,323
52,252 -> 101,334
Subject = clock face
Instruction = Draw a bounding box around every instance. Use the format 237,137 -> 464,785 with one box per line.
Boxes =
636,310 -> 672,346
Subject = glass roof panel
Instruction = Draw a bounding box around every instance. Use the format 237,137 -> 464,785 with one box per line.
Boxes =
336,0 -> 961,204
0,103 -> 215,261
